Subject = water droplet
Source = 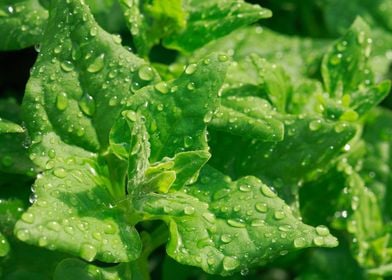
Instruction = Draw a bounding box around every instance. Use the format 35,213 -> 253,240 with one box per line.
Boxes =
87,54 -> 105,73
227,219 -> 246,228
47,221 -> 61,231
80,243 -> 97,261
239,184 -> 251,192
157,103 -> 164,111
255,202 -> 268,213
316,225 -> 330,236
203,58 -> 210,65
221,234 -> 232,243
329,53 -> 342,65
223,256 -> 239,271
53,168 -> 67,178
38,236 -> 48,247
187,82 -> 196,91
334,122 -> 349,133
336,41 -> 347,52
16,229 -> 30,241
60,60 -> 74,72
309,119 -> 322,131
56,92 -> 68,111
154,82 -> 169,94
21,212 -> 35,224
274,210 -> 285,220
184,206 -> 195,215
294,237 -> 306,248
203,111 -> 214,123
109,96 -> 118,106
261,184 -> 277,198
251,219 -> 264,227
138,65 -> 154,81
218,54 -> 229,62
313,236 -> 324,246
104,221 -> 117,234
185,63 -> 197,75
184,136 -> 193,148
79,93 -> 96,116
47,149 -> 56,159
92,232 -> 102,240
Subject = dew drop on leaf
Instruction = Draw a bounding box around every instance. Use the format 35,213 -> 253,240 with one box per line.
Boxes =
154,82 -> 169,94
80,243 -> 97,261
79,93 -> 96,116
223,256 -> 239,271
138,65 -> 154,81
260,184 -> 277,198
255,202 -> 268,213
227,219 -> 246,228
21,212 -> 35,224
185,63 -> 197,75
87,54 -> 105,73
56,92 -> 68,111
187,82 -> 196,91
60,60 -> 74,72
53,168 -> 67,178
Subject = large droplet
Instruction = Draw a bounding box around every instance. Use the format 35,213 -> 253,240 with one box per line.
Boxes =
56,92 -> 68,111
80,243 -> 97,261
315,225 -> 330,236
227,219 -> 246,228
221,234 -> 232,244
185,63 -> 197,75
79,93 -> 96,116
223,256 -> 239,271
87,54 -> 105,73
60,60 -> 74,72
21,212 -> 35,224
138,65 -> 154,81
53,168 -> 67,178
255,202 -> 268,213
260,184 -> 277,198
154,82 -> 169,94
293,237 -> 307,248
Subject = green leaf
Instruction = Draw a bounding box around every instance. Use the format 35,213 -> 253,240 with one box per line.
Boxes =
163,0 -> 271,53
361,108 -> 392,219
135,166 -> 338,276
109,110 -> 150,191
145,150 -> 210,192
121,0 -> 271,55
0,0 -> 48,50
119,0 -> 186,57
0,132 -> 35,176
22,0 -> 159,153
125,53 -> 228,162
185,26 -> 328,81
54,259 -> 133,280
322,17 -> 373,97
14,134 -> 142,263
224,54 -> 292,113
210,115 -> 356,204
321,17 -> 390,118
0,118 -> 24,134
210,96 -> 284,142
